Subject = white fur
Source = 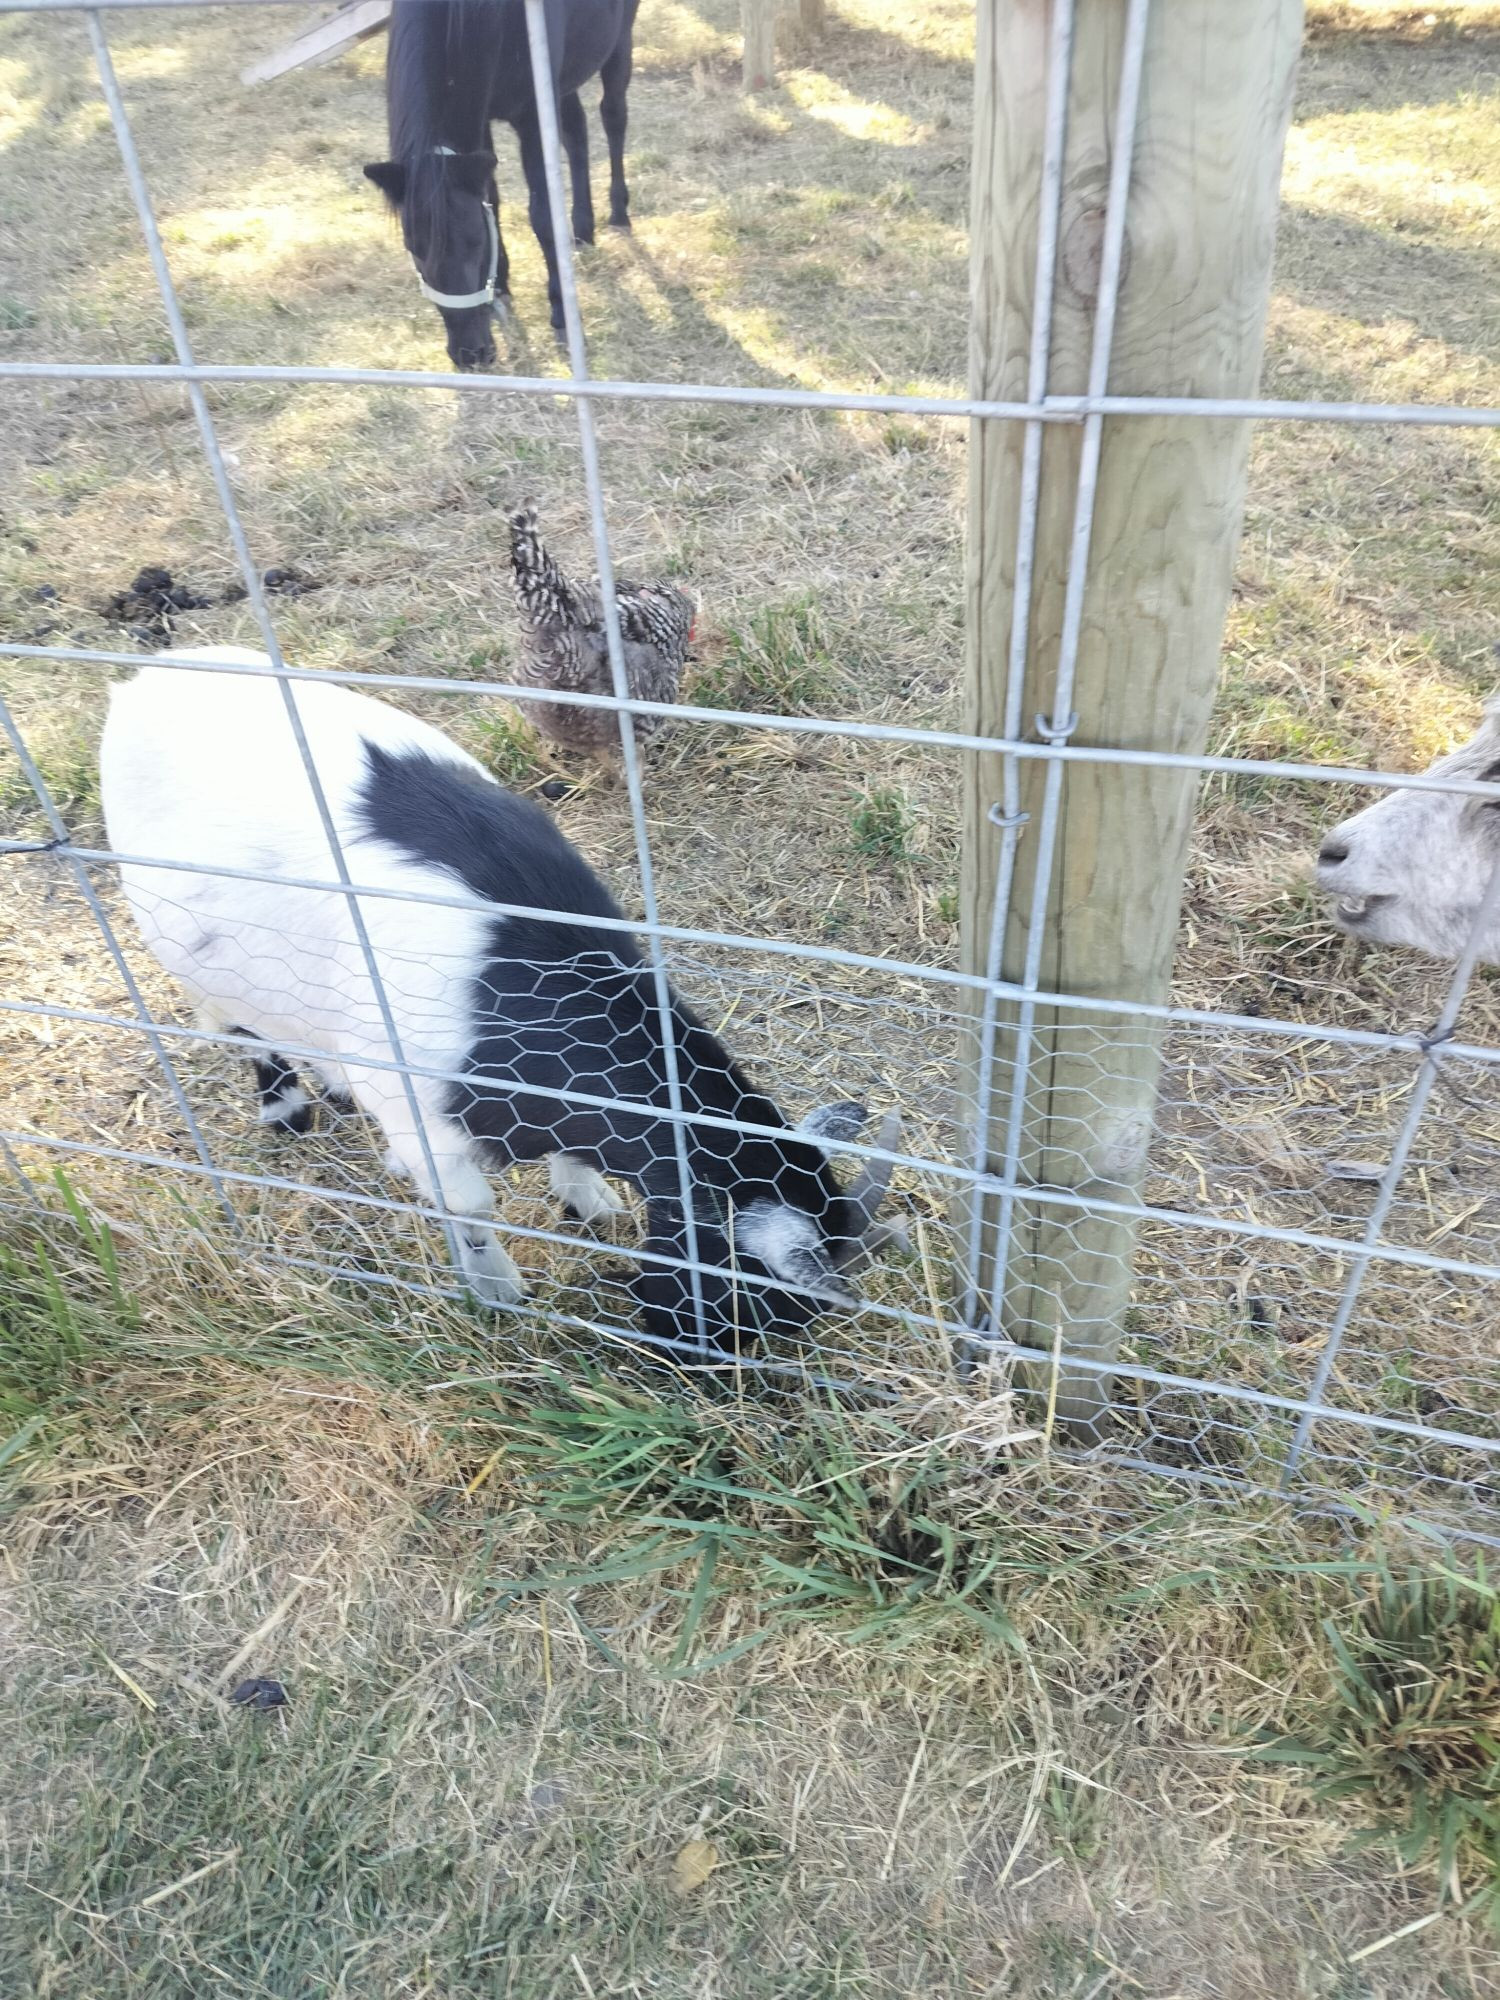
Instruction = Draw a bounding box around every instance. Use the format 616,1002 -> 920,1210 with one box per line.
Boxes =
103,650 -> 882,1317
1317,704 -> 1500,962
547,1152 -> 626,1224
258,1082 -> 311,1127
737,1199 -> 854,1304
101,651 -> 533,1306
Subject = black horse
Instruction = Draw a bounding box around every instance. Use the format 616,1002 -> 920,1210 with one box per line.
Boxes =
365,0 -> 638,368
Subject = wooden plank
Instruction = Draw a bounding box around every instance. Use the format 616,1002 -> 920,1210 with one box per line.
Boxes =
240,0 -> 391,88
960,0 -> 1304,1435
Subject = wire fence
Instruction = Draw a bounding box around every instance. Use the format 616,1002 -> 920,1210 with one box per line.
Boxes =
4,0 -> 1500,1538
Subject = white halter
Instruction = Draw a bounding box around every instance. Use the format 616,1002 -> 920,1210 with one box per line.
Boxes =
414,146 -> 500,311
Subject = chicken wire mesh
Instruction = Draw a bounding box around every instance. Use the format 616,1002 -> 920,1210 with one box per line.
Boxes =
2,0 -> 1500,1541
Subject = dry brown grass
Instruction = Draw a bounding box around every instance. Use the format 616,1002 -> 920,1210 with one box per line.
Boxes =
4,0 -> 1500,1503
5,7 -> 1500,1985
2,1219 -> 1498,1998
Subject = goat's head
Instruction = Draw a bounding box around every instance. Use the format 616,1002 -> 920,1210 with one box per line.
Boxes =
1316,702 -> 1500,963
632,1103 -> 903,1351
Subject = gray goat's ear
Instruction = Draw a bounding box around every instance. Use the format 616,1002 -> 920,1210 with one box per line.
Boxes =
799,1101 -> 869,1148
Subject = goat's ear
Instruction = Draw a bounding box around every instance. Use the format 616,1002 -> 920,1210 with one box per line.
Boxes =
449,148 -> 498,193
364,160 -> 407,208
799,1101 -> 869,1148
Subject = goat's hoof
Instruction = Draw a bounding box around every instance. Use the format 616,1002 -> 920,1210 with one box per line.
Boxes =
562,1196 -> 628,1233
467,1277 -> 532,1312
464,1274 -> 531,1311
460,1237 -> 530,1310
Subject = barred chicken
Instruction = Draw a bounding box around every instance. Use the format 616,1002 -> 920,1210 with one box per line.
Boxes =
507,506 -> 696,761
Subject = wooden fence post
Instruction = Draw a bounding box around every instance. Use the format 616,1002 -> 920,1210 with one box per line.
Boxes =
960,0 -> 1304,1433
742,0 -> 777,91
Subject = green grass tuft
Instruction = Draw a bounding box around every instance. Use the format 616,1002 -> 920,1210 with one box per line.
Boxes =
1255,1558 -> 1500,1921
0,724 -> 103,837
469,709 -> 541,787
0,1176 -> 139,1492
692,596 -> 846,715
849,785 -> 919,864
483,1373 -> 1031,1664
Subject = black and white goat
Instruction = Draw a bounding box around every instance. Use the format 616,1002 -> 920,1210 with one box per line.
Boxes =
100,650 -> 901,1346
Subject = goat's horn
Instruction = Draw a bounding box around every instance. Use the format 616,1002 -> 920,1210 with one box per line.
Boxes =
847,1110 -> 901,1235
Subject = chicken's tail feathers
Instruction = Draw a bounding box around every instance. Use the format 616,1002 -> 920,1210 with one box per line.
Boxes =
508,502 -> 573,620
508,502 -> 542,572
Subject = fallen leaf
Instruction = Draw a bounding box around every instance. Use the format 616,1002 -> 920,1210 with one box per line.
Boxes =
671,1838 -> 719,1895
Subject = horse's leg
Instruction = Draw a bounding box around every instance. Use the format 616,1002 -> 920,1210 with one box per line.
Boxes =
516,113 -> 566,332
600,31 -> 633,231
558,91 -> 595,247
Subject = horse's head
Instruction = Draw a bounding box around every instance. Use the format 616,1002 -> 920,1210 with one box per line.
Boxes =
364,149 -> 500,371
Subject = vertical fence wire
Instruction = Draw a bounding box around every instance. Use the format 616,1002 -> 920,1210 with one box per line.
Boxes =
3,1133 -> 57,1220
961,0 -> 1074,1330
520,0 -> 707,1339
0,0 -> 1497,1512
1,1141 -> 49,1216
1281,845 -> 1500,1482
84,5 -> 468,1282
984,0 -> 1153,1327
0,687 -> 243,1235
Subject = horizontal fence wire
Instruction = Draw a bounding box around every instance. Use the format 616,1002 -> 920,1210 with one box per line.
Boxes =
3,357 -> 1499,431
7,639 -> 1500,796
3,0 -> 1500,1534
10,1119 -> 1500,1461
10,1001 -> 1500,1288
14,834 -> 1500,1059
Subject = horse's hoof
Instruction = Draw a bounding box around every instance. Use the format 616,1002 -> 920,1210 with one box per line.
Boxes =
608,214 -> 631,233
573,228 -> 596,249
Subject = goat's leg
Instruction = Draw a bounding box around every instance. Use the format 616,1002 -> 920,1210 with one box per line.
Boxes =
250,1048 -> 314,1134
558,91 -> 595,246
212,1017 -> 312,1134
310,1057 -> 355,1111
374,1089 -> 529,1308
548,1151 -> 626,1225
599,35 -> 633,230
516,114 -> 565,332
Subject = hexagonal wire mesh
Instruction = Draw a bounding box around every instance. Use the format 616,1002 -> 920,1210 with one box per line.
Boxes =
3,0 -> 1500,1541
